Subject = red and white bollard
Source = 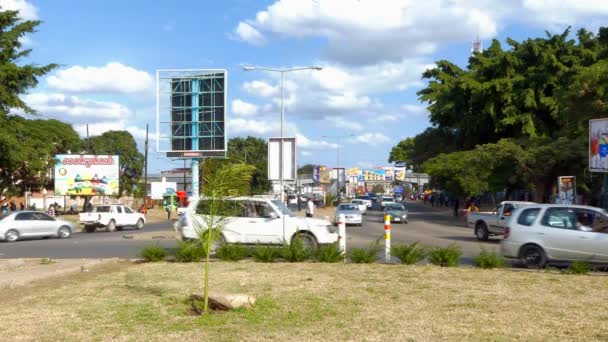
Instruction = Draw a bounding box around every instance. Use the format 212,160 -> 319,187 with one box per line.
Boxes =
384,214 -> 391,262
338,213 -> 346,255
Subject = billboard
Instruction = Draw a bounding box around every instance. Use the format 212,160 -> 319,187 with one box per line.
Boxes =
558,176 -> 576,205
54,155 -> 120,196
394,167 -> 406,181
362,169 -> 386,181
313,166 -> 320,184
383,167 -> 394,181
319,167 -> 331,184
590,119 -> 608,172
151,181 -> 177,200
268,137 -> 297,181
157,69 -> 227,158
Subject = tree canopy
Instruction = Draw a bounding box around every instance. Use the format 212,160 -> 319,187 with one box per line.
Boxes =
391,27 -> 608,201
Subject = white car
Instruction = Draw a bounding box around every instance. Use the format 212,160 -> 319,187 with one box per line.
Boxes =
350,199 -> 367,215
355,196 -> 373,208
335,203 -> 363,226
0,211 -> 75,242
501,204 -> 608,267
380,196 -> 394,208
79,204 -> 145,233
175,197 -> 338,250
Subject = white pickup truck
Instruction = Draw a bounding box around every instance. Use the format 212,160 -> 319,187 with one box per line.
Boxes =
79,204 -> 146,233
467,201 -> 535,241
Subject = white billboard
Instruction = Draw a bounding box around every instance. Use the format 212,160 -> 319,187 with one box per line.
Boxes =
590,118 -> 608,172
558,176 -> 576,205
54,155 -> 120,196
268,137 -> 296,181
151,181 -> 177,200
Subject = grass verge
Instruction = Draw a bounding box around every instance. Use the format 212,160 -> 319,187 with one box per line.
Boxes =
0,262 -> 607,340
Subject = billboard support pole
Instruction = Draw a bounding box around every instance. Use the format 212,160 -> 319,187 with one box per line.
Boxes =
144,124 -> 149,203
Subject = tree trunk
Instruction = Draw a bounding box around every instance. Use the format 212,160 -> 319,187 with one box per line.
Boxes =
533,181 -> 546,203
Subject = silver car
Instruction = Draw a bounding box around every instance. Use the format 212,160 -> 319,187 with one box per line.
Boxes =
335,203 -> 363,226
383,203 -> 408,224
0,211 -> 75,242
502,204 -> 608,267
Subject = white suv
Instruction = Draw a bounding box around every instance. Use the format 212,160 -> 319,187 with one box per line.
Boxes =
175,197 -> 338,250
502,204 -> 608,267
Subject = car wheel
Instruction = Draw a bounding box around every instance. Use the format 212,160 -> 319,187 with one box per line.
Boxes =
520,245 -> 547,268
85,225 -> 96,233
475,223 -> 489,241
135,219 -> 144,230
293,232 -> 318,251
57,226 -> 71,239
5,229 -> 19,242
106,220 -> 116,232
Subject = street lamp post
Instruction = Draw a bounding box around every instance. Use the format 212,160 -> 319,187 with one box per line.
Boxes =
322,134 -> 354,203
243,66 -> 322,203
243,65 -> 322,238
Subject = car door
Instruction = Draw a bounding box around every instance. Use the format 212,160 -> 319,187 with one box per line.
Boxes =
123,206 -> 138,225
539,207 -> 595,261
585,211 -> 608,262
245,201 -> 283,244
487,205 -> 504,234
14,212 -> 43,236
32,212 -> 58,235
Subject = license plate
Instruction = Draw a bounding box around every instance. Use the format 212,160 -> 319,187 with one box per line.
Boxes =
394,218 -> 401,221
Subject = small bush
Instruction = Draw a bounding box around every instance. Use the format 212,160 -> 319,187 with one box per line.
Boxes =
40,257 -> 55,265
348,239 -> 381,263
567,261 -> 591,274
428,245 -> 462,267
280,238 -> 311,262
252,245 -> 278,263
315,243 -> 344,263
392,242 -> 426,265
216,244 -> 250,261
140,243 -> 167,262
175,241 -> 205,262
473,250 -> 506,269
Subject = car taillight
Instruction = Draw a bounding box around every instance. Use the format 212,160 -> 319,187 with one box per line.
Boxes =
504,226 -> 510,239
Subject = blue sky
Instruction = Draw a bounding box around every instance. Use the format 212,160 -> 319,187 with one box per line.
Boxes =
6,0 -> 608,173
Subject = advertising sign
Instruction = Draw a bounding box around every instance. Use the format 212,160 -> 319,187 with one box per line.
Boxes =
346,167 -> 360,177
362,169 -> 386,181
383,167 -> 394,181
590,119 -> 608,172
558,176 -> 576,205
151,181 -> 178,200
393,185 -> 404,194
268,137 -> 297,181
319,167 -> 331,184
313,166 -> 320,184
54,155 -> 120,196
394,167 -> 406,181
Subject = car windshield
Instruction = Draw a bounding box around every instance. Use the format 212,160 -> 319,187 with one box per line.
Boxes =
352,200 -> 362,204
95,206 -> 111,213
271,200 -> 293,216
386,204 -> 405,210
383,197 -> 394,201
339,204 -> 358,211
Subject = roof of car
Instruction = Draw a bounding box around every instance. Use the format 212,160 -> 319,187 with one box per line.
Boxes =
519,204 -> 605,210
501,201 -> 536,205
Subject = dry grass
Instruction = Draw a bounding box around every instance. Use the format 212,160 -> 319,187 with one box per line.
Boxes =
0,262 -> 607,341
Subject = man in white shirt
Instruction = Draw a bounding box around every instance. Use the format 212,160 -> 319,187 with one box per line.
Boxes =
306,199 -> 315,218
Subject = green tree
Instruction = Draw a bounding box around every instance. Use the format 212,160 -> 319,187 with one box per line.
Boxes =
193,162 -> 256,314
0,9 -> 57,115
371,184 -> 385,194
227,136 -> 270,193
298,164 -> 316,176
87,131 -> 144,196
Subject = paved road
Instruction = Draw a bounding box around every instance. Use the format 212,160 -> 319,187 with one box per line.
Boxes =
0,201 -> 498,260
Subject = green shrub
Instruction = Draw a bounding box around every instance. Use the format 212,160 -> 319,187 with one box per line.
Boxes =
567,261 -> 591,274
428,245 -> 462,267
252,245 -> 278,263
315,243 -> 344,263
175,241 -> 205,262
140,243 -> 167,262
280,238 -> 311,262
391,242 -> 426,265
348,239 -> 381,263
216,244 -> 250,261
473,249 -> 506,269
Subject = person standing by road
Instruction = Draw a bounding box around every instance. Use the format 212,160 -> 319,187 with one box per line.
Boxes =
9,201 -> 16,212
19,202 -> 25,210
306,198 -> 315,218
47,204 -> 56,217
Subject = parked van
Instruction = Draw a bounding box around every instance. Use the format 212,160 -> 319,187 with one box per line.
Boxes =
174,196 -> 338,250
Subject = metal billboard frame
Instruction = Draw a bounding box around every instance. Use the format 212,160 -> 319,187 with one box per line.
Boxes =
268,137 -> 297,181
155,69 -> 227,158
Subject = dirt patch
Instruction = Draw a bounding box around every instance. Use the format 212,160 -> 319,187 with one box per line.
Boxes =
123,230 -> 176,240
0,258 -> 125,289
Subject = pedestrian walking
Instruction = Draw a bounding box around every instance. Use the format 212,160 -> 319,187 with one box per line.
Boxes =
1,202 -> 8,214
19,202 -> 24,210
9,201 -> 16,212
306,198 -> 315,218
47,204 -> 56,217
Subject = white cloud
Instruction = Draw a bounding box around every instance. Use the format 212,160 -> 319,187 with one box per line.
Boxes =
296,133 -> 338,150
324,116 -> 363,131
232,99 -> 259,117
23,93 -> 132,122
351,132 -> 391,145
234,22 -> 266,45
0,0 -> 38,20
229,118 -> 338,149
46,62 -> 153,94
357,161 -> 373,168
374,114 -> 400,123
235,0 -> 500,65
301,150 -> 312,156
242,80 -> 278,97
401,104 -> 428,117
522,0 -> 608,25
